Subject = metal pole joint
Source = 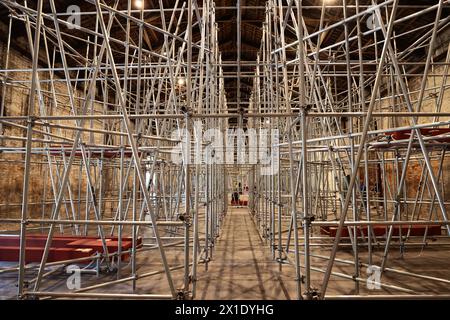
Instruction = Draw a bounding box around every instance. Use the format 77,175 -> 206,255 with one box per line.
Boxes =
300,104 -> 313,115
176,290 -> 190,300
27,116 -> 37,126
178,212 -> 191,226
303,214 -> 315,223
304,289 -> 320,300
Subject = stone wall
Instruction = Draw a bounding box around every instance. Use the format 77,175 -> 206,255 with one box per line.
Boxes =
379,63 -> 450,219
0,41 -> 119,230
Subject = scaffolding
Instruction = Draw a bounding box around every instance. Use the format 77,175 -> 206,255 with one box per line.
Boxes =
0,0 -> 229,300
247,0 -> 450,300
0,0 -> 449,300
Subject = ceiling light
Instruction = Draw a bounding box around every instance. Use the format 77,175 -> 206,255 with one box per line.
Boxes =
177,78 -> 186,86
135,0 -> 144,9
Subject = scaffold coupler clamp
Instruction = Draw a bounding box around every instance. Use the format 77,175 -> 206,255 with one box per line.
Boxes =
23,294 -> 39,300
300,104 -> 313,114
304,288 -> 320,300
27,115 -> 37,126
178,212 -> 191,226
136,132 -> 142,144
299,275 -> 305,284
176,289 -> 190,300
303,214 -> 315,225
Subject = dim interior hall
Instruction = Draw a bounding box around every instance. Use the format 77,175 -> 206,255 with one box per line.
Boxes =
0,0 -> 450,300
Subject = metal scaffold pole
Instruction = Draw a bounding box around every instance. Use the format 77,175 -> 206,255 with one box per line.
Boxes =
0,0 -> 449,300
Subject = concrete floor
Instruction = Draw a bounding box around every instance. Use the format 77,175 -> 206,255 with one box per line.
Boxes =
1,206 -> 450,299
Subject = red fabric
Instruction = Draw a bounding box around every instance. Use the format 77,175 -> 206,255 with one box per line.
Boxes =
0,234 -> 142,263
387,128 -> 450,141
320,225 -> 441,237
